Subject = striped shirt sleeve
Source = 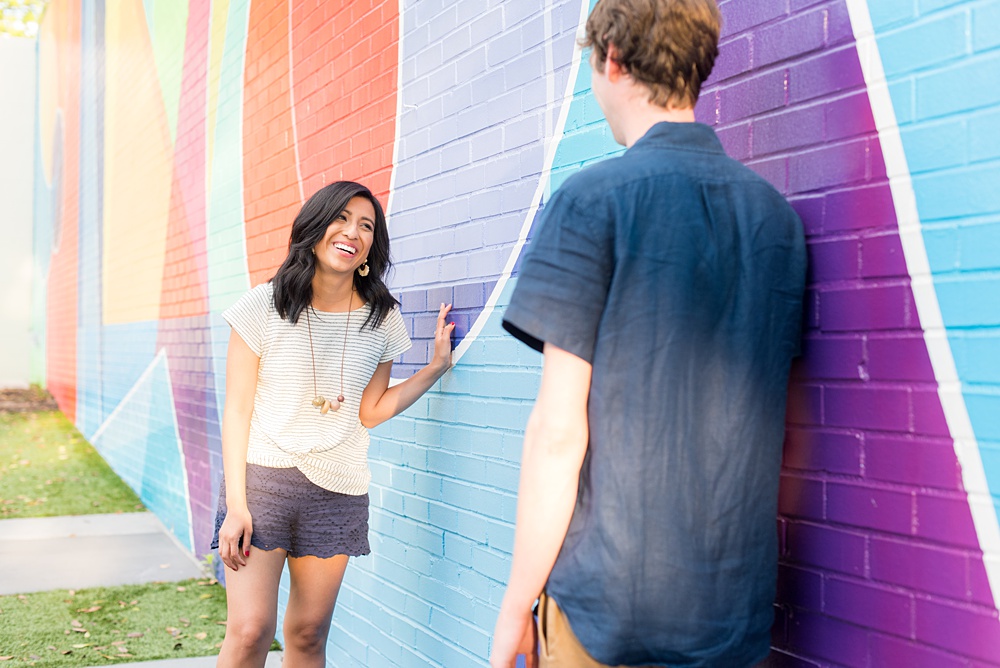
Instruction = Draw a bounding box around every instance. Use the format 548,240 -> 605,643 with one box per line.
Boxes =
380,306 -> 412,363
222,284 -> 273,357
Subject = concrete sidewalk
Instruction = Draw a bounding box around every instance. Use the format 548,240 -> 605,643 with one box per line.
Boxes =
0,512 -> 282,667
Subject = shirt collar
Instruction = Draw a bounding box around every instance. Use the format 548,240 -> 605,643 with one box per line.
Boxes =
629,121 -> 725,155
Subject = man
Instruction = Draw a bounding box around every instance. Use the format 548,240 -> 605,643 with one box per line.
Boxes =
490,1 -> 807,666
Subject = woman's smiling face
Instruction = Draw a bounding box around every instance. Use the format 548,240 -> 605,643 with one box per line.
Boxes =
313,195 -> 376,275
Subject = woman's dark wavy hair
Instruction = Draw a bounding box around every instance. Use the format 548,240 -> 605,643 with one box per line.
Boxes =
270,181 -> 398,330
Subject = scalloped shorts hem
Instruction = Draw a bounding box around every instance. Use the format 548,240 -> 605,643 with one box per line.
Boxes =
210,463 -> 370,558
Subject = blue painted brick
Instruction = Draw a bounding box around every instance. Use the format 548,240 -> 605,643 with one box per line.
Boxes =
877,10 -> 968,76
916,52 -> 1000,120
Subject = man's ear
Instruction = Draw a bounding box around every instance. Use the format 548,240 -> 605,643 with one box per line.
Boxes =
604,43 -> 626,82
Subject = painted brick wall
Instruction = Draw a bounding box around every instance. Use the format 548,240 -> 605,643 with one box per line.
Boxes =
31,0 -> 1000,666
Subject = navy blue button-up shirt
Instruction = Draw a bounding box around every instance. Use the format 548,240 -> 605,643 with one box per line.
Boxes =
503,121 -> 806,667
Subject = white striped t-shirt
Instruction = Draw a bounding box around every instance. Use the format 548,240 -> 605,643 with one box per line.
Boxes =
222,282 -> 411,495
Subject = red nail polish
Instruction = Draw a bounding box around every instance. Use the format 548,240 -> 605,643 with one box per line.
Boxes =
450,322 -> 455,326
244,551 -> 250,556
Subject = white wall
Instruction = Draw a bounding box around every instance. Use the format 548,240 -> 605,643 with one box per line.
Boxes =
0,37 -> 36,389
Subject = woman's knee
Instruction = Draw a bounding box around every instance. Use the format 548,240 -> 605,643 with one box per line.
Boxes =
284,617 -> 332,654
226,616 -> 276,652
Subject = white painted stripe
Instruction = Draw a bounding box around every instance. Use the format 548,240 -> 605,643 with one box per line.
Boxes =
90,348 -> 167,444
452,0 -> 591,364
160,351 -> 197,552
385,0 -> 405,218
287,0 -> 305,204
846,0 -> 1000,605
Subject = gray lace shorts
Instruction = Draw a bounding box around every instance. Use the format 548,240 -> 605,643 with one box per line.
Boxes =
210,464 -> 370,558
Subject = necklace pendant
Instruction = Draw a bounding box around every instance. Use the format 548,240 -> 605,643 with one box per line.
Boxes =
312,396 -> 325,407
337,394 -> 345,404
329,397 -> 341,412
320,399 -> 331,415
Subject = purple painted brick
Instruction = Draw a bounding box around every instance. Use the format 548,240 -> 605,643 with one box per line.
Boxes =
747,155 -> 788,193
718,69 -> 788,124
825,90 -> 877,142
867,334 -> 936,382
825,182 -> 898,232
915,598 -> 1000,662
783,427 -> 863,475
784,522 -> 867,576
969,558 -> 996,608
911,390 -> 951,438
796,334 -> 864,379
452,281 -> 485,309
806,237 -> 860,283
711,35 -> 752,83
871,535 -> 969,603
788,138 -> 870,194
824,385 -> 910,431
870,135 -> 888,180
716,121 -> 750,161
786,382 -> 822,426
866,435 -> 963,490
827,482 -> 914,535
870,634 -> 969,668
789,46 -> 865,104
720,0 -> 788,38
915,493 -> 982,550
823,577 -> 913,636
860,231 -> 909,278
752,104 -> 825,157
778,474 -> 826,520
400,289 -> 427,313
788,195 -> 824,236
786,611 -> 869,666
826,1 -> 855,46
755,8 -> 827,68
819,284 -> 912,332
777,564 -> 823,611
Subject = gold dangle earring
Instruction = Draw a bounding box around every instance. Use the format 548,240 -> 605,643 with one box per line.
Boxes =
357,262 -> 370,277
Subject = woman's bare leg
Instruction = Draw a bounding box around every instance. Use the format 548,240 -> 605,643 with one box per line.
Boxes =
282,554 -> 351,667
216,547 -> 287,668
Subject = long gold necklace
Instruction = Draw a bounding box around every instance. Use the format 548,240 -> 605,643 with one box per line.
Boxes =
306,289 -> 353,415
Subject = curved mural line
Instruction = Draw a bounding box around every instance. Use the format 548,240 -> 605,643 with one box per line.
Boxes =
847,0 -> 1000,606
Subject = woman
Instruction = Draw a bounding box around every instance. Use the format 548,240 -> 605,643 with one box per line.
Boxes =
212,181 -> 454,667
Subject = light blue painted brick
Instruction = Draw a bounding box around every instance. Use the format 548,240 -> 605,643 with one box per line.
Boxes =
404,494 -> 431,521
958,220 -> 1000,270
485,461 -> 520,491
955,332 -> 1000,384
969,108 -> 1000,163
877,10 -> 968,76
916,52 -> 1000,119
870,0 -> 918,30
973,2 -> 1000,51
414,471 -> 443,498
913,163 -> 1000,220
918,0 -> 970,14
471,545 -> 512,581
459,568 -> 494,600
934,276 -> 1000,326
429,608 -> 491,657
898,118 -> 968,173
486,519 -> 516,553
921,226 -> 960,272
967,390 -> 1000,441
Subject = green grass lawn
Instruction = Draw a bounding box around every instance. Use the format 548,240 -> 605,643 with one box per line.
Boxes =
0,411 -> 143,518
0,578 -> 231,666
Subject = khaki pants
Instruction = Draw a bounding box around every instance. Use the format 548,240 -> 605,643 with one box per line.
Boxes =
537,592 -> 659,668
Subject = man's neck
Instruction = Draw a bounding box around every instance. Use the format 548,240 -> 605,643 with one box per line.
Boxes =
618,104 -> 696,148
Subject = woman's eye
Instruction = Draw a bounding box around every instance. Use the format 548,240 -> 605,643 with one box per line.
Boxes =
362,223 -> 373,231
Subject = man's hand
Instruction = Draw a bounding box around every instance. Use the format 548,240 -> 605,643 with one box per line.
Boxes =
491,602 -> 537,668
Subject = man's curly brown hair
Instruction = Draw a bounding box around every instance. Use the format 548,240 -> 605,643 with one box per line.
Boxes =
582,0 -> 721,110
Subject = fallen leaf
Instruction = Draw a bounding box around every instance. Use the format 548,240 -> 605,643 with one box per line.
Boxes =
68,590 -> 75,596
0,658 -> 11,662
111,641 -> 125,646
61,650 -> 72,655
173,643 -> 183,650
126,632 -> 143,638
117,646 -> 128,654
71,619 -> 82,627
194,632 -> 207,640
199,593 -> 212,599
46,646 -> 56,651
78,605 -> 102,613
176,586 -> 186,592
71,643 -> 90,648
179,617 -> 190,626
215,621 -> 227,625
71,627 -> 88,633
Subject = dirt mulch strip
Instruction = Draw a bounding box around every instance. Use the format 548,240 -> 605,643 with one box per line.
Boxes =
0,388 -> 59,413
